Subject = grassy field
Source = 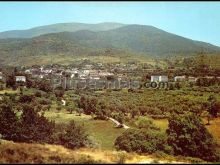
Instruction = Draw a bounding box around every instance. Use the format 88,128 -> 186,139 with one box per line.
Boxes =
45,110 -> 220,150
44,111 -> 125,150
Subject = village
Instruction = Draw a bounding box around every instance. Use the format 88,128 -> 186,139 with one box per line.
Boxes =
1,60 -> 220,91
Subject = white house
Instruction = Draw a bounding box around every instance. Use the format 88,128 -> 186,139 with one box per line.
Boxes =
15,76 -> 26,82
174,76 -> 186,82
159,76 -> 168,82
82,69 -> 90,76
151,76 -> 160,82
151,75 -> 168,82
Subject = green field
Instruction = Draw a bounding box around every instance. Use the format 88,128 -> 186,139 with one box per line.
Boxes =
44,110 -> 220,151
44,111 -> 125,150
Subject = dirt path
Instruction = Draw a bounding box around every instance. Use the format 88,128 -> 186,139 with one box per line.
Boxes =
108,117 -> 130,129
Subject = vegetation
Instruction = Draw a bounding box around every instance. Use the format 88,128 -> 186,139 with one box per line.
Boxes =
166,113 -> 220,162
115,117 -> 172,154
1,58 -> 220,163
1,23 -> 220,66
58,120 -> 92,149
0,94 -> 92,150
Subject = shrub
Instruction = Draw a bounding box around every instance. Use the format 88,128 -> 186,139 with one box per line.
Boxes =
115,128 -> 172,154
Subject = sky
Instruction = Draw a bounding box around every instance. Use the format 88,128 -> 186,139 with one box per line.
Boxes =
0,1 -> 220,46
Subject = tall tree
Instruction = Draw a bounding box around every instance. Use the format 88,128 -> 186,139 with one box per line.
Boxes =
166,113 -> 219,162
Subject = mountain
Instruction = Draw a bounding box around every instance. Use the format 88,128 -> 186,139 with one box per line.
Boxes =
47,24 -> 220,55
0,22 -> 126,39
0,23 -> 220,66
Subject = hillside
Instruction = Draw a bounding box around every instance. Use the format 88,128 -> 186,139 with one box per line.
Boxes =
0,22 -> 126,39
0,23 -> 220,66
0,140 -> 203,163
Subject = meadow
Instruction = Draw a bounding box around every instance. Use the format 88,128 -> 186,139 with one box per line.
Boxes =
44,111 -> 125,150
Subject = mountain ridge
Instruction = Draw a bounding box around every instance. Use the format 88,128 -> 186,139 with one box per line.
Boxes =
0,22 -> 220,66
0,22 -> 126,39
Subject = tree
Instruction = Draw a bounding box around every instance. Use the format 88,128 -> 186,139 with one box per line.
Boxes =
205,95 -> 220,125
169,83 -> 174,90
66,102 -> 76,114
78,96 -> 98,115
207,95 -> 218,117
174,82 -> 181,90
166,113 -> 219,162
35,91 -> 42,97
38,79 -> 53,92
19,94 -> 34,103
94,101 -> 109,120
131,107 -> 140,118
59,120 -> 91,149
0,100 -> 20,141
6,73 -> 16,89
18,103 -> 55,143
55,89 -> 65,98
20,87 -> 23,95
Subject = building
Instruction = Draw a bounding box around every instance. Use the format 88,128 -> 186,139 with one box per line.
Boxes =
174,76 -> 186,82
159,76 -> 168,82
151,75 -> 160,82
15,76 -> 26,82
151,75 -> 168,82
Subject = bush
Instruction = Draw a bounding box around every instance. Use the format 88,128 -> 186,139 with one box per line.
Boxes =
115,128 -> 172,154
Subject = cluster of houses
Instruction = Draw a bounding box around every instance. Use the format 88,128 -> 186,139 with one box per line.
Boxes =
24,65 -> 116,81
150,75 -> 199,82
0,62 -> 220,90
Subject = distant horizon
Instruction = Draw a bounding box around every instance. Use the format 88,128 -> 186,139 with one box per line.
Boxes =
1,2 -> 220,46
